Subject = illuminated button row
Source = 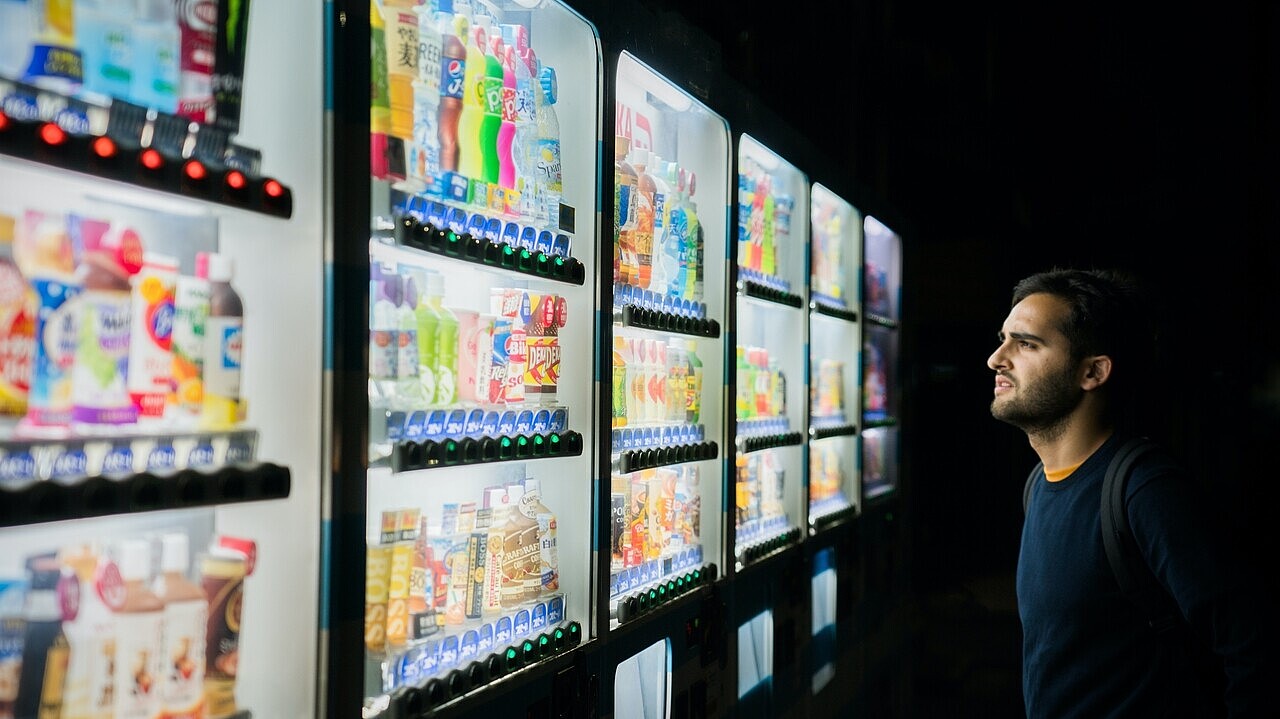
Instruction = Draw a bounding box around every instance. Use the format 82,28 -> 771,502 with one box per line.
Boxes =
394,214 -> 585,286
737,527 -> 803,564
0,462 -> 291,528
616,441 -> 718,474
738,278 -> 804,308
390,431 -> 584,473
614,565 -> 718,625
619,303 -> 721,338
0,111 -> 291,218
737,432 -> 805,454
391,622 -> 582,715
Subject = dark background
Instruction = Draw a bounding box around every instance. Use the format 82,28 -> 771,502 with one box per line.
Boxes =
652,1 -> 1278,714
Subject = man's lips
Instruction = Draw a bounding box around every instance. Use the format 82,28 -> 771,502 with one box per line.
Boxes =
994,376 -> 1014,393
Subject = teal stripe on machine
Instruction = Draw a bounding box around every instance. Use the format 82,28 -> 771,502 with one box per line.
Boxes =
319,517 -> 331,628
323,262 -> 334,371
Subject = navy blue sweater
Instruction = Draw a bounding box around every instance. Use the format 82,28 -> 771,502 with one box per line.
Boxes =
1018,434 -> 1274,718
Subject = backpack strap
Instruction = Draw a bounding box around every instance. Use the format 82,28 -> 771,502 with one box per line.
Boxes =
1023,461 -> 1043,515
1100,437 -> 1179,633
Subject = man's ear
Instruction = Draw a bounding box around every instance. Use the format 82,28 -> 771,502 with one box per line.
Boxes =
1081,355 -> 1112,391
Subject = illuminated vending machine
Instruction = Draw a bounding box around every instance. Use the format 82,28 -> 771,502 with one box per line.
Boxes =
731,134 -> 811,717
855,214 -> 905,716
345,1 -> 599,715
860,216 -> 900,505
604,51 -> 730,719
805,184 -> 863,714
0,2 -> 323,718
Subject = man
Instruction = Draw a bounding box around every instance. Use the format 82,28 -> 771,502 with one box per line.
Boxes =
988,268 -> 1275,717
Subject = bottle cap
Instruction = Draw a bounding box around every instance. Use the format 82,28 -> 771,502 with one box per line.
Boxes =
136,0 -> 175,22
539,66 -> 557,106
161,533 -> 190,574
195,251 -> 210,279
403,275 -> 418,308
206,253 -> 234,282
118,539 -> 151,582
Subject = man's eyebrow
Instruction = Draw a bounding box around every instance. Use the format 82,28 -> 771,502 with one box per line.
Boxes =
1001,331 -> 1047,345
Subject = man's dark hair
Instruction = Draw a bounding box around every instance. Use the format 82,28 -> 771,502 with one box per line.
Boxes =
1011,268 -> 1159,427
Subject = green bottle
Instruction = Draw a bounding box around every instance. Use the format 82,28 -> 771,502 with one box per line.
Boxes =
480,29 -> 504,185
427,275 -> 458,406
414,270 -> 441,404
686,340 -> 703,424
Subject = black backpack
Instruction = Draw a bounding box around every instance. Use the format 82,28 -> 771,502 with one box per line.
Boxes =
1022,436 -> 1178,633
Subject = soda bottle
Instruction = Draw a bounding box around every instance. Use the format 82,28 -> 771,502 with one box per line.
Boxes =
456,15 -> 484,180
414,269 -> 441,404
437,12 -> 466,173
535,65 -> 563,225
480,31 -> 505,185
496,43 -> 518,192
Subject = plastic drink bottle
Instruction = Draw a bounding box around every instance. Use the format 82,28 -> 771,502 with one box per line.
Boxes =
414,270 -> 440,404
512,45 -> 539,218
131,0 -> 181,113
630,148 -> 656,289
58,544 -> 115,719
72,237 -> 140,429
22,0 -> 82,94
437,12 -> 466,173
370,0 -> 392,177
535,65 -> 563,224
200,253 -> 243,429
78,0 -> 134,103
426,277 -> 458,406
409,5 -> 443,193
479,31 -> 504,185
112,539 -> 165,719
0,0 -> 33,80
126,252 -> 178,423
456,16 -> 484,180
496,43 -> 518,191
175,0 -> 217,121
381,2 -> 418,142
614,136 -> 638,286
170,253 -> 209,421
153,533 -> 207,719
395,275 -> 428,408
0,215 -> 35,416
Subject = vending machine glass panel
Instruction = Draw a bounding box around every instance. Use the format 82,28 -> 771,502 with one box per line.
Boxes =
733,135 -> 808,567
811,546 -> 837,693
614,638 -> 672,719
1,2 -> 324,716
608,51 -> 729,630
807,184 -> 861,526
364,0 -> 599,704
737,609 -> 774,699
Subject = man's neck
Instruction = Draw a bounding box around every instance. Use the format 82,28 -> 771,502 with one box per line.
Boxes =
1028,413 -> 1113,473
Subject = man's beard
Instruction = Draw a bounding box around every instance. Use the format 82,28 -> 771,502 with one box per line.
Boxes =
990,364 -> 1082,439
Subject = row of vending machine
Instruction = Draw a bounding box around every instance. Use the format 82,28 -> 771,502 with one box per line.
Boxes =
0,0 -> 906,717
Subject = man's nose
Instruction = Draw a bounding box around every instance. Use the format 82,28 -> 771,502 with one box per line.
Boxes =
987,344 -> 1007,371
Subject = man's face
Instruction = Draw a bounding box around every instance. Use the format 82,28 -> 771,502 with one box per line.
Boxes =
986,292 -> 1085,433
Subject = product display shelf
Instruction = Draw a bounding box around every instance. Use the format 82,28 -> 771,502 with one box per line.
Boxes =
373,620 -> 584,718
0,80 -> 293,218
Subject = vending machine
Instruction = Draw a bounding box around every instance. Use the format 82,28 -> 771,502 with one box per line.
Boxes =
804,184 -> 864,717
0,1 -> 324,717
603,49 -> 731,719
807,183 -> 862,529
729,134 -> 811,718
860,215 -> 901,504
337,0 -> 601,715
